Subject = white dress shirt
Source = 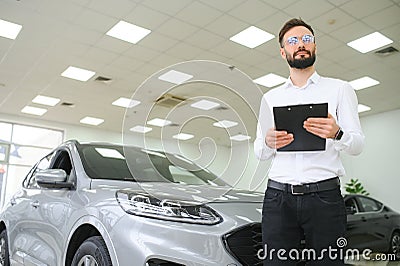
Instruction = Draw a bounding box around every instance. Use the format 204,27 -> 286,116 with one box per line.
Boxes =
254,72 -> 365,185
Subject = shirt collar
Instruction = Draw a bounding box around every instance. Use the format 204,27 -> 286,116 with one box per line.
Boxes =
283,71 -> 320,89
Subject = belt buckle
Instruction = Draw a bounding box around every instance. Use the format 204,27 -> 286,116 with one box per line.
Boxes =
291,185 -> 304,195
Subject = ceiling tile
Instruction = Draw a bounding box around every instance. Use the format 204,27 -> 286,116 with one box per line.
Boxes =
284,0 -> 335,21
138,33 -> 179,53
228,1 -> 277,24
212,40 -> 249,59
262,0 -> 297,9
185,29 -> 225,50
95,35 -> 132,54
310,8 -> 356,34
124,5 -> 170,30
155,18 -> 199,41
124,45 -> 160,63
362,5 -> 400,30
340,0 -> 393,19
314,34 -> 343,54
164,42 -> 203,60
329,21 -> 373,43
206,15 -> 248,39
199,0 -> 245,12
73,8 -> 117,33
175,1 -> 223,27
87,0 -> 136,18
141,0 -> 192,16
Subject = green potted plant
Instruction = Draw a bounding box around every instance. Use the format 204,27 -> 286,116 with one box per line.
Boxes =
345,178 -> 369,195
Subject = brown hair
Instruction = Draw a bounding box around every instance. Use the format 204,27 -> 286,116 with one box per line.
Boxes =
278,18 -> 314,47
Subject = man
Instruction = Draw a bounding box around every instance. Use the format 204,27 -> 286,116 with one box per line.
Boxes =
254,18 -> 365,265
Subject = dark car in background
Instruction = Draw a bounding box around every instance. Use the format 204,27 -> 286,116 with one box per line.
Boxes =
344,194 -> 400,260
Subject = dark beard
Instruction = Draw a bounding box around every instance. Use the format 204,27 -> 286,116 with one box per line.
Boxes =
287,52 -> 316,69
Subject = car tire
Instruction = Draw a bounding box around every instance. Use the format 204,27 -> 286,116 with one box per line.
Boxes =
0,229 -> 10,266
390,231 -> 400,261
71,236 -> 112,266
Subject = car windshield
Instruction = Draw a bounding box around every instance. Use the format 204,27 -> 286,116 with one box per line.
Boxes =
78,144 -> 227,186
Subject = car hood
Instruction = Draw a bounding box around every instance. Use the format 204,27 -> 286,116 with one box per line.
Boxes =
91,179 -> 264,204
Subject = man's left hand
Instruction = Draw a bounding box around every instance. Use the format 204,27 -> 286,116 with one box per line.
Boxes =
303,113 -> 339,139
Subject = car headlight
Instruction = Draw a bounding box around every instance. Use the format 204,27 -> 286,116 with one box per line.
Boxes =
116,190 -> 222,225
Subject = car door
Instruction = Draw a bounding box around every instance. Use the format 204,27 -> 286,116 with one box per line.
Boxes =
345,195 -> 366,250
355,196 -> 391,252
7,152 -> 54,265
22,149 -> 75,266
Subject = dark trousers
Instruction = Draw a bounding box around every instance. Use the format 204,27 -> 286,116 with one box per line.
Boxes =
261,186 -> 346,265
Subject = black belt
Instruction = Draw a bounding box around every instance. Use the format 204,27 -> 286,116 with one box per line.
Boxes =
267,177 -> 340,195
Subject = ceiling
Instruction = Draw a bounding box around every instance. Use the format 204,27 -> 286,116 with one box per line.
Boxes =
1,0 -> 399,147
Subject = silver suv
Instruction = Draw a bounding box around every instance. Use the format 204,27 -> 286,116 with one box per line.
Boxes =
0,140 -> 263,266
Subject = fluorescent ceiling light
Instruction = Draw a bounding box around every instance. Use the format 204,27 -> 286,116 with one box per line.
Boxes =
130,125 -> 152,133
230,26 -> 275,48
347,32 -> 393,53
358,104 -> 371,113
147,118 -> 172,127
158,70 -> 193,84
32,95 -> 60,106
254,73 -> 286,88
349,76 -> 380,90
80,116 -> 104,126
21,106 -> 47,116
190,100 -> 220,111
112,97 -> 141,108
106,20 -> 151,44
213,120 -> 238,128
61,66 -> 95,82
230,134 -> 251,141
0,19 -> 22,40
173,133 -> 194,140
95,148 -> 125,159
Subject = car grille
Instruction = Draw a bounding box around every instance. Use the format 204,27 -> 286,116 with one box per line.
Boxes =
223,222 -> 263,266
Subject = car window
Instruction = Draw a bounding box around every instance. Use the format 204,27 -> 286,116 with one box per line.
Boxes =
24,152 -> 54,189
78,144 -> 227,186
358,197 -> 382,212
51,150 -> 72,175
345,197 -> 359,213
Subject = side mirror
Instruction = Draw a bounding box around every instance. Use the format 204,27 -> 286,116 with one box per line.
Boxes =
346,206 -> 357,215
35,169 -> 74,189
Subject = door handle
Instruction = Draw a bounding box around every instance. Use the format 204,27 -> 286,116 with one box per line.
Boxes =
10,198 -> 17,206
361,216 -> 367,222
31,200 -> 40,208
384,214 -> 390,219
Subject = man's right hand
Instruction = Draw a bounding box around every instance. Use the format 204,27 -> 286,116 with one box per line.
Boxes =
265,128 -> 294,149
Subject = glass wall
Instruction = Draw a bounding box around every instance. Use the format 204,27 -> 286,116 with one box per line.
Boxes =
0,121 -> 64,208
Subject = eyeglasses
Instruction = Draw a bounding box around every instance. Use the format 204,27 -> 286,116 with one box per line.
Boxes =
284,34 -> 315,46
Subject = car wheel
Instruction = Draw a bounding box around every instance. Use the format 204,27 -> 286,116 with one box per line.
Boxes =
71,236 -> 112,266
390,231 -> 400,261
0,229 -> 10,266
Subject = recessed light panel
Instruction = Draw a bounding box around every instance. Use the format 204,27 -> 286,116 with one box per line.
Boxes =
349,76 -> 380,90
32,95 -> 60,106
173,133 -> 194,140
213,120 -> 238,128
106,20 -> 151,44
158,70 -> 193,84
230,26 -> 275,48
254,73 -> 286,88
80,116 -> 104,126
21,106 -> 47,116
95,148 -> 125,159
347,32 -> 393,53
112,97 -> 141,108
130,125 -> 152,133
230,134 -> 251,141
61,66 -> 96,82
0,19 -> 22,40
147,118 -> 172,127
190,100 -> 220,111
358,104 -> 371,113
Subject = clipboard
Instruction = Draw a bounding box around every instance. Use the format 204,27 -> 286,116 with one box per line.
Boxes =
273,103 -> 328,152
